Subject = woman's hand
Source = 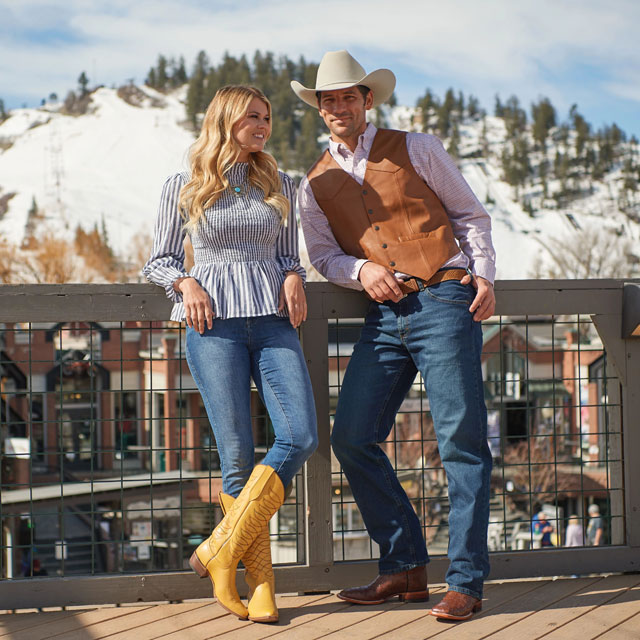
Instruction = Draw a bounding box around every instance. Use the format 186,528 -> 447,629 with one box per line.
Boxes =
175,277 -> 214,334
279,272 -> 307,328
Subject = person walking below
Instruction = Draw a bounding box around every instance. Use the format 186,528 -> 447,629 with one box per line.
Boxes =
144,85 -> 318,623
293,50 -> 496,622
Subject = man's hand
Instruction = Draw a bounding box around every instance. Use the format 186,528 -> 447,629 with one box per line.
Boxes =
279,272 -> 307,328
176,277 -> 214,334
358,262 -> 403,303
462,273 -> 495,321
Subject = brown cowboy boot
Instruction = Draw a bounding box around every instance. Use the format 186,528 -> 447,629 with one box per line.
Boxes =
429,590 -> 482,620
337,566 -> 429,604
189,465 -> 284,619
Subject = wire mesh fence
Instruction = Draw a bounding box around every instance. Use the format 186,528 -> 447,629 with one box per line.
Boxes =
0,320 -> 305,580
329,313 -> 623,562
0,293 -> 630,588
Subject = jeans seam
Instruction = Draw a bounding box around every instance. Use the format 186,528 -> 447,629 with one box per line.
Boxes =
256,359 -> 294,477
373,357 -> 420,566
186,334 -> 227,480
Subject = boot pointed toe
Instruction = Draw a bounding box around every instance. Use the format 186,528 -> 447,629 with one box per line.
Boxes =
429,590 -> 482,621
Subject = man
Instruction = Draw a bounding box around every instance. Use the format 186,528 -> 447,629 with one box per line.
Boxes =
532,511 -> 554,547
587,504 -> 604,546
292,50 -> 496,622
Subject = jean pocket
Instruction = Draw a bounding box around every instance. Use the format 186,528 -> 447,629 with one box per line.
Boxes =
425,280 -> 475,306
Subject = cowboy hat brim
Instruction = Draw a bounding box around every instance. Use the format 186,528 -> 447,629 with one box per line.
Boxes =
291,68 -> 396,108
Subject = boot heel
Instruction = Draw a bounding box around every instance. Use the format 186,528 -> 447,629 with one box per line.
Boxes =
473,602 -> 482,612
399,589 -> 429,602
189,551 -> 208,578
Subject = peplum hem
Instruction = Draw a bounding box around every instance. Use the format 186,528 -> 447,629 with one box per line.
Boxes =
169,259 -> 286,322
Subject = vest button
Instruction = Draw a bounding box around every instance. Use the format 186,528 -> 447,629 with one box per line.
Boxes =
374,225 -> 380,230
382,243 -> 388,249
368,209 -> 373,215
390,261 -> 396,267
362,189 -> 368,195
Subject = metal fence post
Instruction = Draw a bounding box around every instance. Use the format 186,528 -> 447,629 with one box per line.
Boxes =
299,318 -> 333,575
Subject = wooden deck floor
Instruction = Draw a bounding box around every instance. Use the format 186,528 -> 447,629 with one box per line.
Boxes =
1,574 -> 639,640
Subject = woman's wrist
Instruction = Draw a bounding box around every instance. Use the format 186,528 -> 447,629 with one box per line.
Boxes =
173,276 -> 194,293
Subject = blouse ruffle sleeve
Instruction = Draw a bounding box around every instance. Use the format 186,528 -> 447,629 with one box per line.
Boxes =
276,173 -> 306,283
142,173 -> 191,303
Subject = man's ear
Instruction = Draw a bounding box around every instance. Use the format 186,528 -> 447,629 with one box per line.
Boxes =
365,91 -> 374,111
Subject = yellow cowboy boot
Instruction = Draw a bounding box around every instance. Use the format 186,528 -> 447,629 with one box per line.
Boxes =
220,492 -> 279,623
189,465 -> 284,620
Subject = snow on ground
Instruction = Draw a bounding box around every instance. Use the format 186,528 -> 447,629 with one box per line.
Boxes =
0,89 -> 637,280
0,86 -> 194,254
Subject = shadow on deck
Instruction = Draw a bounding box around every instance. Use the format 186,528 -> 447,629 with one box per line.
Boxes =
1,573 -> 639,639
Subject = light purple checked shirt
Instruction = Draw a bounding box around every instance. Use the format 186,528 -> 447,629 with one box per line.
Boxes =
298,123 -> 496,290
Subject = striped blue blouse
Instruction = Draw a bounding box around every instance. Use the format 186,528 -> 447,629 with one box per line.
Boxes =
143,163 -> 305,321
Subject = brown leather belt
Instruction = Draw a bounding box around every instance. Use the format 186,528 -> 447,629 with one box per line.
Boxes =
398,268 -> 469,295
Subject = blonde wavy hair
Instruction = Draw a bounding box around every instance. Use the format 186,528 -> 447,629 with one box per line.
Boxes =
179,85 -> 289,231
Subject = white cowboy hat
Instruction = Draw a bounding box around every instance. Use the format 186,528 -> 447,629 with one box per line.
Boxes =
290,50 -> 396,108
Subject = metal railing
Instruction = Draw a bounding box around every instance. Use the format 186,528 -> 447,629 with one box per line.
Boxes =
0,280 -> 639,609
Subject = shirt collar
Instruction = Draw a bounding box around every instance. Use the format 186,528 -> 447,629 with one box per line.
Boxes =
328,123 -> 378,158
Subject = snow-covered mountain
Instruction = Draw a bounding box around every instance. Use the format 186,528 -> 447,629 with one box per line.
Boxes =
0,84 -> 637,281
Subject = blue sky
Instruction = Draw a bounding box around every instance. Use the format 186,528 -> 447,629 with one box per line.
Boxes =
2,0 -> 640,138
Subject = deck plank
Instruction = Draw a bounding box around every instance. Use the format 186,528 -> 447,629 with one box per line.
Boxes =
97,602 -> 227,640
212,594 -> 356,639
0,610 -> 79,637
0,606 -> 152,640
436,577 -> 604,640
541,580 -> 640,639
0,576 -> 637,639
373,579 -> 552,639
45,602 -> 204,640
485,574 -> 640,640
316,587 -> 447,640
157,594 -> 335,640
597,611 -> 640,639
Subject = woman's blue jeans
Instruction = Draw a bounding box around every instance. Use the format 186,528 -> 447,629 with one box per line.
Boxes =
331,280 -> 492,599
185,315 -> 318,497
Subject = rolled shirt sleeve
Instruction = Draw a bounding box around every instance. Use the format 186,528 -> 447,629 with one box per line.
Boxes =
142,173 -> 190,303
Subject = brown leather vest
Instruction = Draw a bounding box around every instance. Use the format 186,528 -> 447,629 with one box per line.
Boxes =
307,129 -> 460,281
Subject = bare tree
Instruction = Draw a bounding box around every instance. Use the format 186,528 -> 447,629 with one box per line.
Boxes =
502,437 -> 574,509
531,226 -> 638,279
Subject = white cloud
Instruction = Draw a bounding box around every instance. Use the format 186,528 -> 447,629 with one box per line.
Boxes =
1,0 -> 639,131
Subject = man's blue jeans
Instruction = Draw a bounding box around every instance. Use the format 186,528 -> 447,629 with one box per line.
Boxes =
331,280 -> 492,599
186,315 -> 318,496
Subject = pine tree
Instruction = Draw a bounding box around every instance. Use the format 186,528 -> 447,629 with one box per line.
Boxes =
447,122 -> 460,159
0,98 -> 6,122
531,97 -> 556,150
172,56 -> 188,87
494,95 -> 504,117
480,116 -> 490,158
569,104 -> 591,159
502,96 -> 527,138
146,68 -> 157,88
78,71 -> 89,97
186,51 -> 209,128
417,89 -> 438,132
467,95 -> 479,119
156,55 -> 169,90
437,88 -> 457,137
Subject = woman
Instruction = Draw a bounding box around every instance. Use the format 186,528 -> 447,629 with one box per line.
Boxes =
565,515 -> 585,547
143,85 -> 318,623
